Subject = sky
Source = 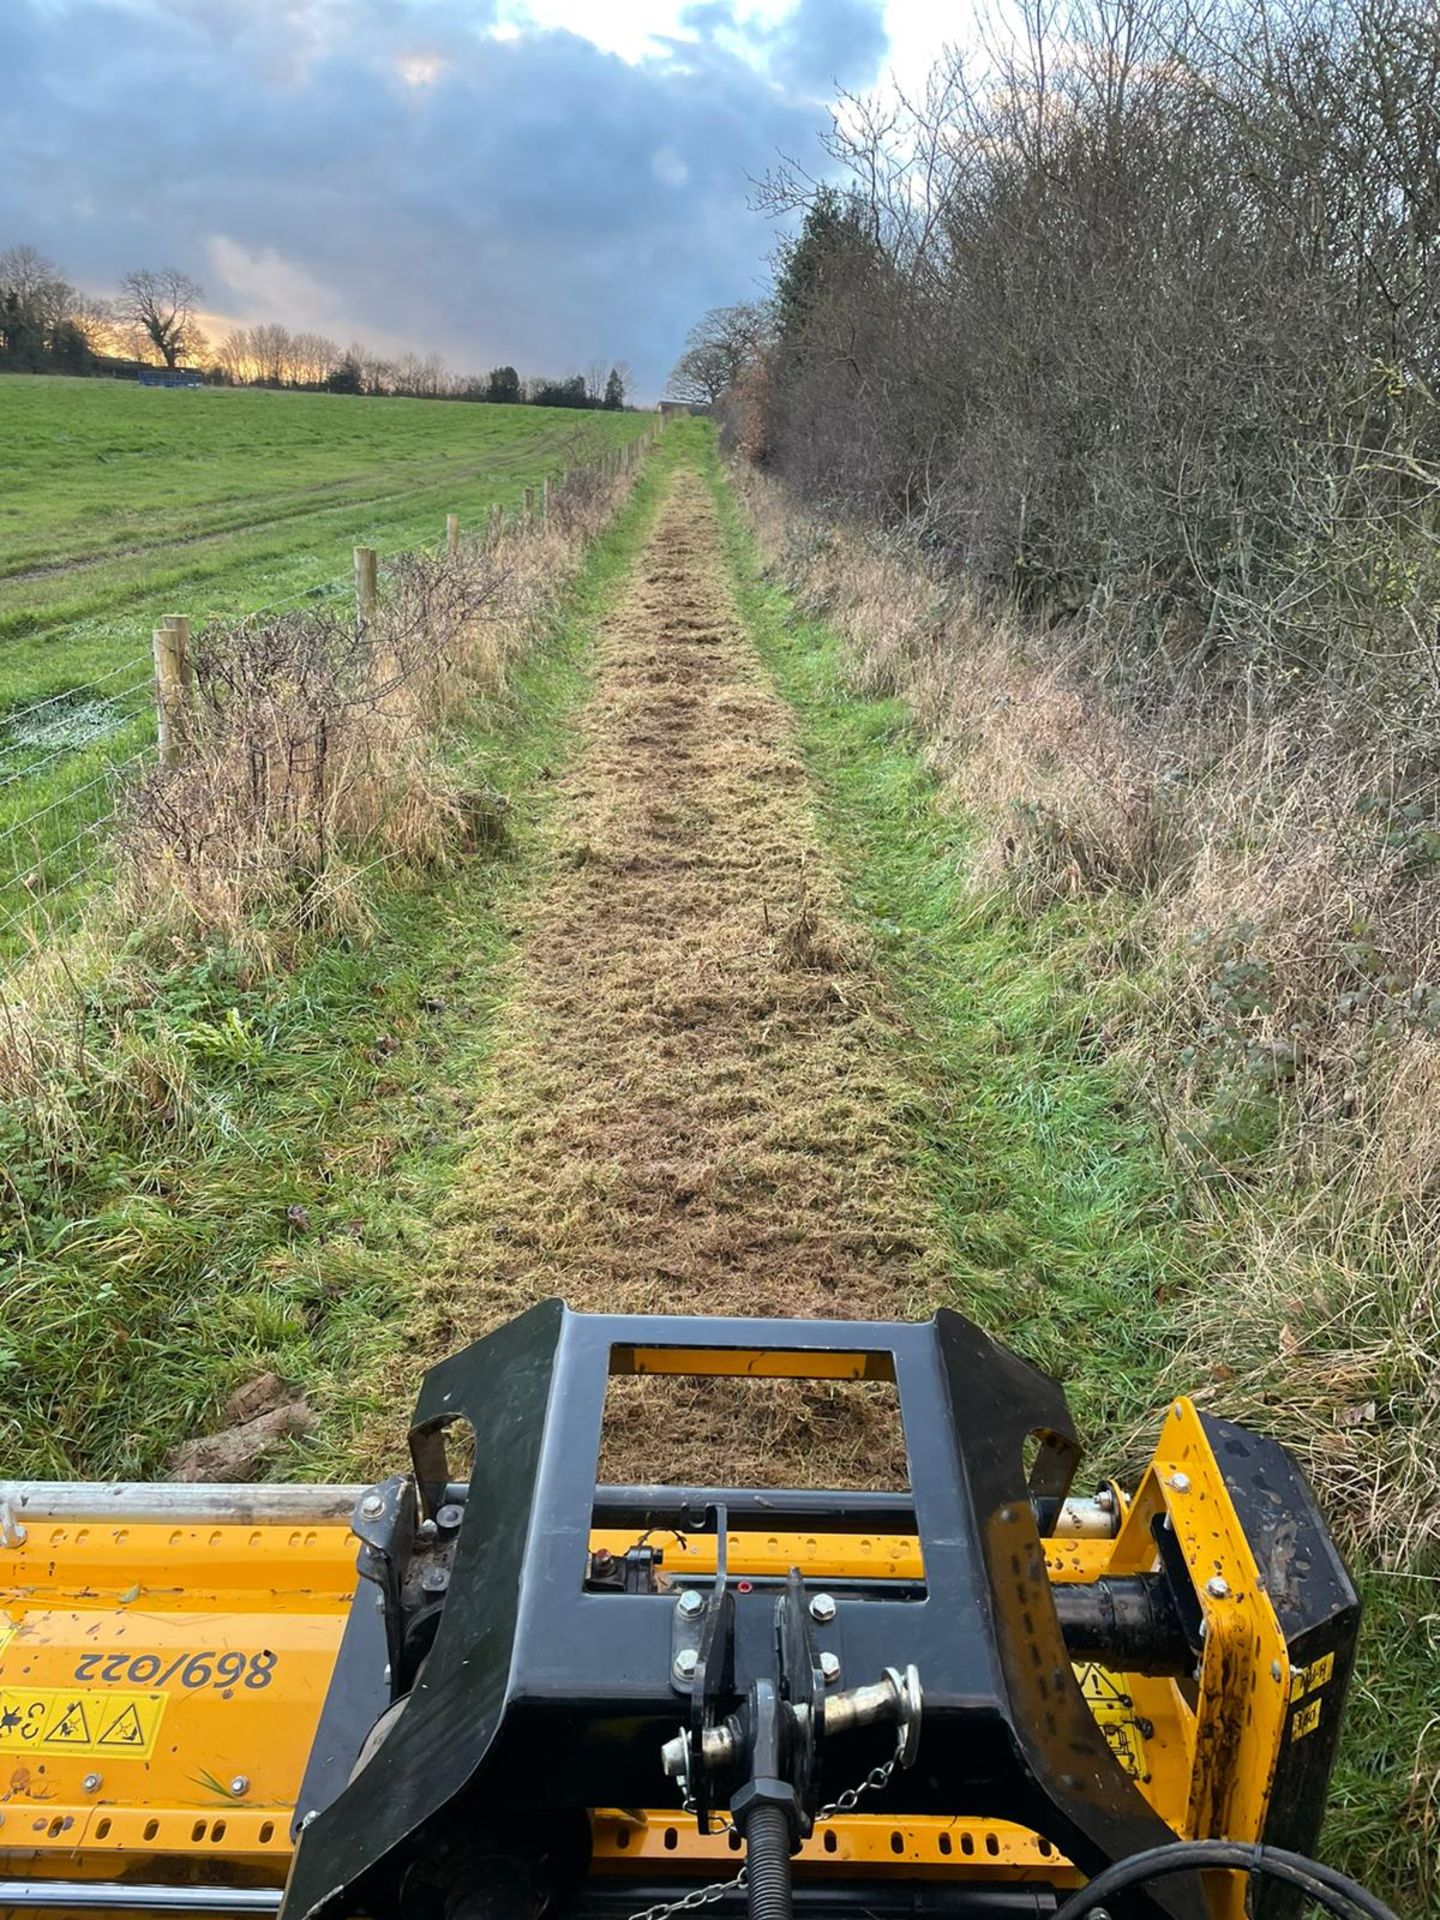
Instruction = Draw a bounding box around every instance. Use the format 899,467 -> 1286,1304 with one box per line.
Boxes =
0,1 -> 958,400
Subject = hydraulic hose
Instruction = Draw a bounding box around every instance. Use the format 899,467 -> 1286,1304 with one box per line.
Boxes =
742,1806 -> 794,1920
1049,1838 -> 1401,1920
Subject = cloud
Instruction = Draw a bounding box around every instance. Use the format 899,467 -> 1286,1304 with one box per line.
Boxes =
768,0 -> 890,97
0,0 -> 869,396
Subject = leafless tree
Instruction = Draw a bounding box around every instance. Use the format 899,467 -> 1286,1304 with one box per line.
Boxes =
667,303 -> 772,405
0,244 -> 63,306
740,0 -> 1440,726
118,266 -> 204,367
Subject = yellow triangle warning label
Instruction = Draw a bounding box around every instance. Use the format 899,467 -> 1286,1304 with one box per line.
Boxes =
0,1687 -> 165,1759
1076,1663 -> 1130,1706
46,1699 -> 93,1745
97,1703 -> 147,1748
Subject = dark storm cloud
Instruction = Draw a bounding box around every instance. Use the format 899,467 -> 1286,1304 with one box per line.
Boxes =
0,0 -> 888,396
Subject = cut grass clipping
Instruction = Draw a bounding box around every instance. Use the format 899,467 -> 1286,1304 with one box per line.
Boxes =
371,441 -> 949,1487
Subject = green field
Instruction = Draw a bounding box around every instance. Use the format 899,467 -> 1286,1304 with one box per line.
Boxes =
0,376 -> 650,943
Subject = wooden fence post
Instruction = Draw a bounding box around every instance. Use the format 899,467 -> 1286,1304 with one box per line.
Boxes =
165,614 -> 194,695
523,485 -> 535,525
446,512 -> 459,557
153,617 -> 190,770
354,546 -> 378,626
489,504 -> 503,545
540,478 -> 549,523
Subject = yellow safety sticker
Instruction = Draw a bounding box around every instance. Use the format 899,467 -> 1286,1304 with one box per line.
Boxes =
1289,1650 -> 1334,1703
1291,1697 -> 1323,1743
0,1687 -> 166,1759
1074,1662 -> 1148,1780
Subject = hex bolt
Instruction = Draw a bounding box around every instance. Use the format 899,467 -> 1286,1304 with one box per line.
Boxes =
359,1494 -> 384,1519
1168,1473 -> 1190,1493
1094,1488 -> 1115,1511
674,1648 -> 699,1680
1205,1576 -> 1231,1600
1270,1660 -> 1283,1682
229,1776 -> 249,1798
677,1589 -> 705,1618
809,1592 -> 837,1624
819,1652 -> 841,1684
415,1519 -> 438,1543
420,1564 -> 451,1594
435,1503 -> 465,1531
81,1773 -> 102,1795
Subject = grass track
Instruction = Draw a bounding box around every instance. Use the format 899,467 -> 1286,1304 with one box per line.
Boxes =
369,427 -> 949,1485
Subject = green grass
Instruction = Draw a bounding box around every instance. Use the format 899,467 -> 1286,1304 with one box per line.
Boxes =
702,437 -> 1433,1912
0,376 -> 648,696
0,445 -> 673,1482
0,376 -> 651,950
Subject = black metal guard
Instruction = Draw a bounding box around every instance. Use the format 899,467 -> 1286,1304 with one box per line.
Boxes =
283,1302 -> 1203,1920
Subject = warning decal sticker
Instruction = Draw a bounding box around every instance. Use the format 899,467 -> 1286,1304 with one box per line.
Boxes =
1074,1662 -> 1149,1780
1291,1697 -> 1324,1743
1290,1650 -> 1335,1703
0,1688 -> 166,1759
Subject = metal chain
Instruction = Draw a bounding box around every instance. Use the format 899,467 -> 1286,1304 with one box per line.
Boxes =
815,1744 -> 901,1822
628,1733 -> 905,1920
625,1865 -> 747,1920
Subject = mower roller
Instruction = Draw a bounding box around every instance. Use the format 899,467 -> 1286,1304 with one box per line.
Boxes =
0,1303 -> 1383,1920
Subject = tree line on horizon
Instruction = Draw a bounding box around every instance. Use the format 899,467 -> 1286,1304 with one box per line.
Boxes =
0,245 -> 631,409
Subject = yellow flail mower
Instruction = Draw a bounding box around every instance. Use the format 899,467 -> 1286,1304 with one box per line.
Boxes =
0,1304 -> 1390,1920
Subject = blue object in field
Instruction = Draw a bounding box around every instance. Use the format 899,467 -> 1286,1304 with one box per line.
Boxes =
138,368 -> 202,388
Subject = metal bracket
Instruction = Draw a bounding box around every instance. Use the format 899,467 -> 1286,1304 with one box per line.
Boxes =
0,1499 -> 26,1550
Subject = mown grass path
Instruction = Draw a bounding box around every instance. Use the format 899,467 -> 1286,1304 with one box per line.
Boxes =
387,453 -> 949,1482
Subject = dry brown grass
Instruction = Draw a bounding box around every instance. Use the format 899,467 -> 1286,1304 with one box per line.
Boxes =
378,469 -> 949,1483
743,469 -> 1440,1573
118,468 -> 634,966
0,467 -> 639,1193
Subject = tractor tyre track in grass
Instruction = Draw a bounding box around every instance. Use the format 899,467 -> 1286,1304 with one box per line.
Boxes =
408,462 -> 946,1483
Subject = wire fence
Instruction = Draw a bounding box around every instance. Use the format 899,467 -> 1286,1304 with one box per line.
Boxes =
0,429 -> 656,963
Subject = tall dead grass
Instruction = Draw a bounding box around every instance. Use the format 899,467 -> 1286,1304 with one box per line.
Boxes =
121,464 -> 635,962
0,460 -> 641,1129
744,470 -> 1440,1572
